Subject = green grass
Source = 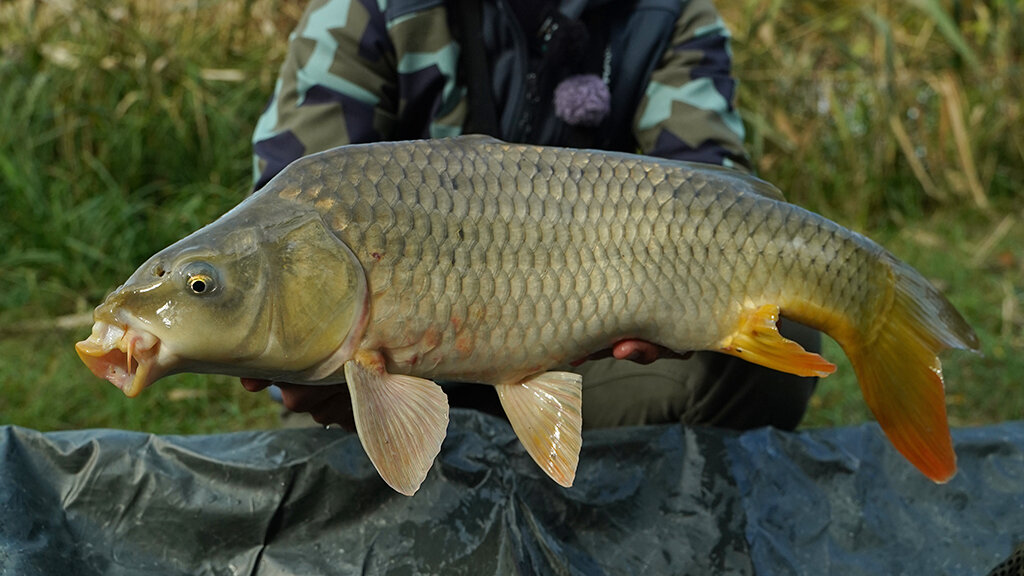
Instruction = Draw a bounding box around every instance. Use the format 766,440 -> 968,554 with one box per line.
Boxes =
0,0 -> 294,431
1,0 -> 1021,433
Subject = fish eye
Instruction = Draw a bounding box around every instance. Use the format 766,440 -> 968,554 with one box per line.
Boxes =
189,276 -> 211,294
181,262 -> 220,296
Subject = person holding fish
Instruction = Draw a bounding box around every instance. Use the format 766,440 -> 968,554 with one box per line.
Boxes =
242,0 -> 823,433
78,0 -> 978,497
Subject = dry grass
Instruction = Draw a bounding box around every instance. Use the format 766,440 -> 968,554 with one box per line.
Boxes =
722,0 -> 1022,221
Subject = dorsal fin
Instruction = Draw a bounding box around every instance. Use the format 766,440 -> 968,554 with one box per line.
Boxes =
445,135 -> 789,202
688,163 -> 788,202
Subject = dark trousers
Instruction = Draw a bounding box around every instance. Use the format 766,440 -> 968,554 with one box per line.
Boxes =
446,321 -> 821,432
575,322 -> 820,431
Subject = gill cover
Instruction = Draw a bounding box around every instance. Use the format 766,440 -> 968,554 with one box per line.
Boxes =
259,213 -> 369,380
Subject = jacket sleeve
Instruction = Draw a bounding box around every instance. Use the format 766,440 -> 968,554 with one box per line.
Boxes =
251,0 -> 399,190
633,0 -> 751,172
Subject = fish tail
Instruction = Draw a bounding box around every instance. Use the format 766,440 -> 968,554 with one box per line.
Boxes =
840,255 -> 979,483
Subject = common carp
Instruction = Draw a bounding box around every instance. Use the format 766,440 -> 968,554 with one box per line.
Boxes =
77,136 -> 979,495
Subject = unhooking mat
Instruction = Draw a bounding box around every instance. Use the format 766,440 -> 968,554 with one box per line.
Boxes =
1,412 -> 1022,575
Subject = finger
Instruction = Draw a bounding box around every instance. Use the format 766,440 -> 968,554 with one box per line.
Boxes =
611,340 -> 692,363
278,384 -> 337,413
612,340 -> 660,364
240,378 -> 272,392
309,395 -> 356,431
278,384 -> 356,431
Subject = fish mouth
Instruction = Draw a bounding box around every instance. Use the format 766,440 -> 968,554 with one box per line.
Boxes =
76,322 -> 164,398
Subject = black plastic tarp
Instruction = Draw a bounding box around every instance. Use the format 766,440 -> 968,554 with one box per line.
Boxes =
2,412 -> 1022,575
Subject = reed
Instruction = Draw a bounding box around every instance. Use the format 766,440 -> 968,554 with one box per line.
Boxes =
722,0 -> 1022,221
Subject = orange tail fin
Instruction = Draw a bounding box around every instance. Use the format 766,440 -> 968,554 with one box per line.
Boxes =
841,256 -> 980,483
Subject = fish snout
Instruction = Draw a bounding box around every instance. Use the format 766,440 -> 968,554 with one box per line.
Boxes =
76,321 -> 163,397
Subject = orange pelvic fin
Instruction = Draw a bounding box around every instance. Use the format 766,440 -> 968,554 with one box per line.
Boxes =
718,304 -> 837,378
843,258 -> 980,484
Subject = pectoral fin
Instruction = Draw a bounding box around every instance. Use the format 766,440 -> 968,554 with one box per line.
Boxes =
345,351 -> 449,496
497,371 -> 583,488
719,304 -> 836,377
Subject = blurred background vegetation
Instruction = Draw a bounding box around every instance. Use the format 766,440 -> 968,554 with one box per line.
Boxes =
0,0 -> 1020,433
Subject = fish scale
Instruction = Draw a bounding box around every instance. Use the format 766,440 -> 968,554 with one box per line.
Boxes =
277,137 -> 877,383
77,135 -> 979,495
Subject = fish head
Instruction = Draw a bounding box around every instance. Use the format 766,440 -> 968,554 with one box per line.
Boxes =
76,204 -> 368,397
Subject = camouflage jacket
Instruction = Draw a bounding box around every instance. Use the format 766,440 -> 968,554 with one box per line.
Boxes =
252,0 -> 750,190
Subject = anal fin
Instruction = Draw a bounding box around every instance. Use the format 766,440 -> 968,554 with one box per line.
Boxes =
497,371 -> 583,488
345,351 -> 450,496
719,304 -> 836,378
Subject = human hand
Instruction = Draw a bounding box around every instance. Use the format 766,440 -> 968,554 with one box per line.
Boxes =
571,339 -> 693,366
241,378 -> 355,430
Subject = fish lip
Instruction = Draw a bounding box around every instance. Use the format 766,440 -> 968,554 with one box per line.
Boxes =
76,321 -> 164,397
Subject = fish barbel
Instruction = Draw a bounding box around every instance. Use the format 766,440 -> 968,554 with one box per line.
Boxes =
76,136 -> 979,495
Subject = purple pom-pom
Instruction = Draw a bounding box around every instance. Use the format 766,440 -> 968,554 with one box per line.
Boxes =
554,74 -> 610,127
